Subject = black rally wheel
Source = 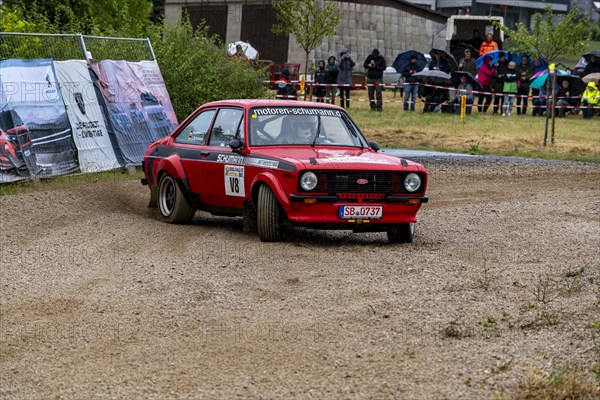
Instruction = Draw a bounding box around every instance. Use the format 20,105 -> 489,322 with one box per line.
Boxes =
157,173 -> 195,224
387,223 -> 415,244
256,184 -> 285,242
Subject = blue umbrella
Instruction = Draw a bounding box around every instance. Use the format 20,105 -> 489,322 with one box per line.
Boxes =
476,50 -> 510,69
392,51 -> 427,73
529,69 -> 569,90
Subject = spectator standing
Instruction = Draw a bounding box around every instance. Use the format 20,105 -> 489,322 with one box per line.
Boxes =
452,75 -> 474,114
337,48 -> 355,109
313,60 -> 327,102
363,48 -> 387,112
325,55 -> 339,105
470,29 -> 483,52
477,56 -> 495,114
402,55 -> 423,111
276,69 -> 298,100
492,53 -> 508,114
582,55 -> 600,76
532,78 -> 555,117
479,33 -> 498,56
459,49 -> 477,76
428,51 -> 450,73
581,81 -> 600,119
516,55 -> 533,115
231,44 -> 249,63
555,79 -> 578,118
502,61 -> 518,116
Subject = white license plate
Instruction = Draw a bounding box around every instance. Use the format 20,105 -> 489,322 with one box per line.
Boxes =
338,205 -> 383,219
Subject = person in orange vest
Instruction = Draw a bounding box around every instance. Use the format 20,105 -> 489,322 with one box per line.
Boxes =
479,33 -> 499,56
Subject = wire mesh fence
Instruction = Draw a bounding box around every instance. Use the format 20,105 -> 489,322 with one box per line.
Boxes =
0,32 -> 155,62
82,36 -> 155,62
0,33 -> 82,61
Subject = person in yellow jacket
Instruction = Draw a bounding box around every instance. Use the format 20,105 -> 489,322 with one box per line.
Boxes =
581,81 -> 600,119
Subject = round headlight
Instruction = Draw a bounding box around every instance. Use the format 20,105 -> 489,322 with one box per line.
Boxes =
300,171 -> 318,191
404,173 -> 421,192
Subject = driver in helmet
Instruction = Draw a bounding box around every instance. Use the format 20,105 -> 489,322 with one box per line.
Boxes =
279,115 -> 317,144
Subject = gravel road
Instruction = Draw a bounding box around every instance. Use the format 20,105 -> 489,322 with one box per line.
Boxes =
1,158 -> 599,399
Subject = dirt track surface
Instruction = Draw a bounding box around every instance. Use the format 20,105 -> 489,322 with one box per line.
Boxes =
1,159 -> 599,399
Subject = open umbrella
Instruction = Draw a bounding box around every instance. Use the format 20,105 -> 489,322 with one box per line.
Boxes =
459,43 -> 479,56
476,50 -> 510,69
412,70 -> 452,84
392,51 -> 427,73
451,71 -> 479,89
529,69 -> 569,90
556,75 -> 586,95
227,41 -> 259,59
582,50 -> 600,64
582,72 -> 600,84
429,48 -> 458,72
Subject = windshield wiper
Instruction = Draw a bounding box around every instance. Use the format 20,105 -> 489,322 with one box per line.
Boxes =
311,115 -> 321,148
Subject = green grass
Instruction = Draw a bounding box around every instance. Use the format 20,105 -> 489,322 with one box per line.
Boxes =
0,168 -> 143,197
342,91 -> 600,163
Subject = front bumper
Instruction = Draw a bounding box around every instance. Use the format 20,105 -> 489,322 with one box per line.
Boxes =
285,194 -> 428,224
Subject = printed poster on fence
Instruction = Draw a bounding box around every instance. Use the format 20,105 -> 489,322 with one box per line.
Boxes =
89,60 -> 178,166
54,60 -> 120,172
0,58 -> 78,183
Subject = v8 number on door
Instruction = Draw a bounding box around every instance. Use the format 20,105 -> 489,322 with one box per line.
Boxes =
339,205 -> 383,219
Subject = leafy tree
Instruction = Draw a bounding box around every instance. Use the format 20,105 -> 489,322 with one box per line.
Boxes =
494,7 -> 588,65
494,7 -> 589,145
152,17 -> 267,120
272,0 -> 342,78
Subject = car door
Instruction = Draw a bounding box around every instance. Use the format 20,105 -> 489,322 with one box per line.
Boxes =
201,107 -> 245,208
172,108 -> 216,195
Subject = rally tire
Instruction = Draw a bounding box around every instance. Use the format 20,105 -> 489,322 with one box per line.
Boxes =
157,174 -> 195,224
257,184 -> 285,242
387,223 -> 415,244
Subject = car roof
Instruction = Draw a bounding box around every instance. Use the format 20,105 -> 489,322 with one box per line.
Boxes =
200,99 -> 345,110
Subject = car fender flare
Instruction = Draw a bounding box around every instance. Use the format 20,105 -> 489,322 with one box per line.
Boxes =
251,172 -> 291,214
153,153 -> 194,199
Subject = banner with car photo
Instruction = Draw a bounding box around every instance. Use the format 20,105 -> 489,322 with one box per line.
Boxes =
89,60 -> 178,166
54,60 -> 120,173
0,59 -> 79,183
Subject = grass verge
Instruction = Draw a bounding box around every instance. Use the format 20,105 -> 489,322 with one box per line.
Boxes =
346,95 -> 600,163
0,168 -> 143,197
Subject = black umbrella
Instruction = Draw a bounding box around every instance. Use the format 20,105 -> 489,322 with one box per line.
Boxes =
459,43 -> 479,57
557,74 -> 586,95
429,48 -> 458,72
582,50 -> 600,64
392,50 -> 427,73
451,71 -> 479,89
412,70 -> 452,84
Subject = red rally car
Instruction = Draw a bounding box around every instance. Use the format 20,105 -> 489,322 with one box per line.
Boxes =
142,100 -> 428,243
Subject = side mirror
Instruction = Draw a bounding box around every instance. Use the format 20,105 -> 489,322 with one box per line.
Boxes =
369,141 -> 380,151
229,138 -> 243,153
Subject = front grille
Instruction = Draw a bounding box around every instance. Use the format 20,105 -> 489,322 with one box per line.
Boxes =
326,171 -> 395,193
299,170 -> 425,195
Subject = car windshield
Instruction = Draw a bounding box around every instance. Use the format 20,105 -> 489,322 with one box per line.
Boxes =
248,106 -> 367,147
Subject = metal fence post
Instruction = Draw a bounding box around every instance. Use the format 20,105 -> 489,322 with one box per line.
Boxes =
77,33 -> 88,60
146,37 -> 156,61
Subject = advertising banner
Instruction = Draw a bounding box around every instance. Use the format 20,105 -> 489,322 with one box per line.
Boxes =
0,59 -> 78,183
54,60 -> 119,172
90,60 -> 178,166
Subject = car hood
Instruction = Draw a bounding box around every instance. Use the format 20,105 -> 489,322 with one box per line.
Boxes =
250,146 -> 425,172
